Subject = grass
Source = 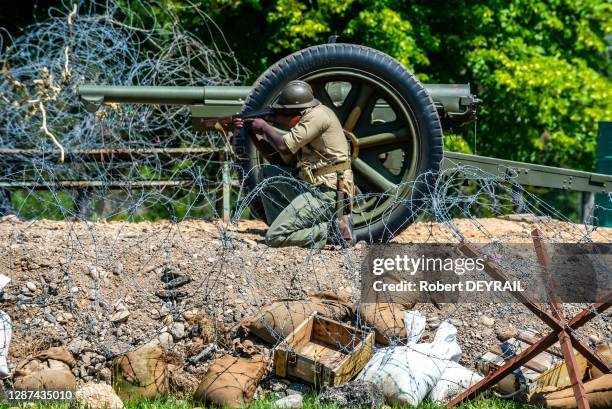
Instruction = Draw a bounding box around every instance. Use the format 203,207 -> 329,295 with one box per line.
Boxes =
0,394 -> 542,409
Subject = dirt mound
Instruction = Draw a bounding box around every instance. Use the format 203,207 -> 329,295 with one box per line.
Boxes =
0,216 -> 609,391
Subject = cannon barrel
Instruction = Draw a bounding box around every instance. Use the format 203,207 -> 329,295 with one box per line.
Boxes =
79,85 -> 252,112
79,83 -> 479,129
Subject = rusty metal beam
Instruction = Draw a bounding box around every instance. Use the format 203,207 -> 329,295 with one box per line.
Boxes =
459,243 -> 564,331
448,244 -> 612,407
532,229 -> 590,409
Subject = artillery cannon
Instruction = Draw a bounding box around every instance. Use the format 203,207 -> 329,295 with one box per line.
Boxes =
78,43 -> 611,242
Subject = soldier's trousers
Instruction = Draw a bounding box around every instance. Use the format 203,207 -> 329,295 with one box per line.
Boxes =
259,165 -> 336,249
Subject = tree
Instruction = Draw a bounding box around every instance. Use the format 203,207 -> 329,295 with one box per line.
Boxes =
191,0 -> 611,171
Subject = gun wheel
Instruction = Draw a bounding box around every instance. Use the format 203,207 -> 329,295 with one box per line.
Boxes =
236,43 -> 443,243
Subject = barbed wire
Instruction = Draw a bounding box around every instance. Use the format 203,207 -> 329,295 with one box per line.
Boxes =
0,0 -> 609,402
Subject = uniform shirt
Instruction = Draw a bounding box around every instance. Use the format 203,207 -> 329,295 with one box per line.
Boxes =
282,103 -> 354,196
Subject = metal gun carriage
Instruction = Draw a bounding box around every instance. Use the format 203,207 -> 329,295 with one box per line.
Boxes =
76,43 -> 610,242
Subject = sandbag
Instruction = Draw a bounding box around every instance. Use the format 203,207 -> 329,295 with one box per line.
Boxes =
112,344 -> 169,401
530,374 -> 612,409
194,354 -> 267,408
429,362 -> 483,403
358,321 -> 461,406
536,344 -> 612,390
242,291 -> 353,344
14,347 -> 76,391
358,302 -> 415,345
588,344 -> 612,380
403,310 -> 426,344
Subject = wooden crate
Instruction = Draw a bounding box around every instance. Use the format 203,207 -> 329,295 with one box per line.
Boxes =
273,314 -> 374,387
476,329 -> 566,394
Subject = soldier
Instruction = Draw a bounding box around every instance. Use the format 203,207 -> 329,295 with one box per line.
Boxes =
234,80 -> 354,249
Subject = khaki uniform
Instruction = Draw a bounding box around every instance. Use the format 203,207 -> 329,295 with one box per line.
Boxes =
261,103 -> 353,249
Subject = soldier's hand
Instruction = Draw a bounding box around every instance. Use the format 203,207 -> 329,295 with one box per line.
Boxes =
245,118 -> 268,132
233,118 -> 245,131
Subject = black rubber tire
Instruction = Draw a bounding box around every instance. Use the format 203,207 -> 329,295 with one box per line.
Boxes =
234,43 -> 443,242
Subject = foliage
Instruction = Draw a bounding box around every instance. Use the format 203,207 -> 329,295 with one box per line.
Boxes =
1,0 -> 609,170
184,0 -> 610,171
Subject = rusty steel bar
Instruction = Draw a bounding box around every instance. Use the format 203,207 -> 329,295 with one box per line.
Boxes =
448,245 -> 612,407
568,332 -> 612,374
532,230 -> 611,374
447,331 -> 560,407
532,229 -> 590,409
459,243 -> 564,331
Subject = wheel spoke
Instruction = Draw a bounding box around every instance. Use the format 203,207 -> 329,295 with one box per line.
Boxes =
343,84 -> 375,132
353,158 -> 397,192
357,127 -> 408,150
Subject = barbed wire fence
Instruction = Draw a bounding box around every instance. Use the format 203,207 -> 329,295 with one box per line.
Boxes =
0,0 -> 610,403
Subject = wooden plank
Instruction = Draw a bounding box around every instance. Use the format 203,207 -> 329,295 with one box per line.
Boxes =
332,331 -> 374,386
518,331 -> 563,358
490,340 -> 559,373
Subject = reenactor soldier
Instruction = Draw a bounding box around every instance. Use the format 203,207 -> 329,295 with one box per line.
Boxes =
234,80 -> 354,249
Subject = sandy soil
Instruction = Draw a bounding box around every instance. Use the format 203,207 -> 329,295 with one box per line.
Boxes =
0,214 -> 609,390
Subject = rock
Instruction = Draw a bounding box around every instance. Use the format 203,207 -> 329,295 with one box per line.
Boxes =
286,383 -> 311,396
318,380 -> 384,408
495,326 -> 518,341
170,322 -> 186,339
160,303 -> 172,316
479,316 -> 495,327
111,310 -> 130,323
158,332 -> 173,349
87,266 -> 100,279
75,382 -> 123,409
162,315 -> 173,326
427,318 -> 440,329
48,282 -> 59,295
25,281 -> 37,292
155,290 -> 188,301
98,368 -> 113,383
164,275 -> 192,289
88,289 -> 98,301
113,262 -> 123,275
274,394 -> 303,409
160,268 -> 181,283
270,381 -> 286,393
67,338 -> 90,355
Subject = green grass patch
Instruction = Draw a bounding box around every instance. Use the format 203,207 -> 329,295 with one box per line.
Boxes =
0,394 -> 541,409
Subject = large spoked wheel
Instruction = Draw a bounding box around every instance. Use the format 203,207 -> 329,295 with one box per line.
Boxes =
235,44 -> 443,243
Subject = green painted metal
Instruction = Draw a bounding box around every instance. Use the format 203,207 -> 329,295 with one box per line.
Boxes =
79,85 -> 251,112
79,84 -> 476,129
443,151 -> 612,193
594,122 -> 612,226
77,82 -> 612,222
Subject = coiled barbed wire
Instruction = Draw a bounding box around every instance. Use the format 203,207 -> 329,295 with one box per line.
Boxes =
0,0 -> 609,398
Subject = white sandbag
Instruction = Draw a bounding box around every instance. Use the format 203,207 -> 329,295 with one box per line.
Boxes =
0,274 -> 10,292
403,310 -> 426,344
0,309 -> 12,378
358,321 -> 461,406
429,361 -> 483,403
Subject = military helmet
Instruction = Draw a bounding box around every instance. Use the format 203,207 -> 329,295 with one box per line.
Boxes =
271,80 -> 320,110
